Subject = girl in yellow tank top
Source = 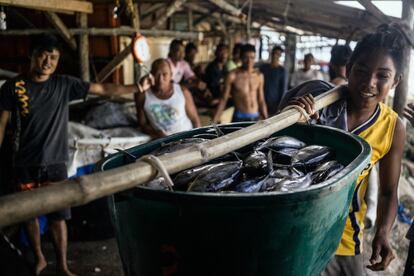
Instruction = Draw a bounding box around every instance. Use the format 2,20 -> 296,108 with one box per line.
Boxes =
289,25 -> 406,275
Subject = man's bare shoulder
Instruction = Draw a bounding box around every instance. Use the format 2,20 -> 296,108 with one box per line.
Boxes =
253,68 -> 263,77
226,70 -> 238,80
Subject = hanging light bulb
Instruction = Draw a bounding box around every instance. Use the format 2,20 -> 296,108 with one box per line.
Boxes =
0,6 -> 6,31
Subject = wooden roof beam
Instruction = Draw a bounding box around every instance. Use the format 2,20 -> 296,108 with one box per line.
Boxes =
44,11 -> 77,50
216,16 -> 228,36
185,3 -> 246,25
0,27 -> 202,40
140,3 -> 164,21
258,20 -> 314,36
358,0 -> 414,47
96,45 -> 131,83
257,13 -> 358,39
254,4 -> 374,32
357,0 -> 391,23
254,0 -> 378,27
0,0 -> 93,14
149,0 -> 187,30
208,0 -> 245,18
259,10 -> 352,35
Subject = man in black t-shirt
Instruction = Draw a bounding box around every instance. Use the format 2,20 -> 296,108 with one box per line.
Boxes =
0,35 -> 147,276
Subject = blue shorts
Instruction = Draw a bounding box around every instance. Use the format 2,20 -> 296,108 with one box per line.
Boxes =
232,111 -> 260,122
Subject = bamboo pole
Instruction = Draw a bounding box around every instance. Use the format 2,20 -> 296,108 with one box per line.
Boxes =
0,87 -> 344,227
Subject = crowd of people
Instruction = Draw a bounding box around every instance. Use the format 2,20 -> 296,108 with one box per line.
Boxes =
136,38 -> 345,139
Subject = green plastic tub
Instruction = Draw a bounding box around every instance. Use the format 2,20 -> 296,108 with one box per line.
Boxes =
97,123 -> 371,276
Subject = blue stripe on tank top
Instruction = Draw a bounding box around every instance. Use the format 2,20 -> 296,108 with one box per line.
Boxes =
351,105 -> 380,135
350,180 -> 363,255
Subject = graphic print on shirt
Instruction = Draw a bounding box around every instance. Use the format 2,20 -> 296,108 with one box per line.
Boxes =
149,103 -> 179,131
15,80 -> 29,116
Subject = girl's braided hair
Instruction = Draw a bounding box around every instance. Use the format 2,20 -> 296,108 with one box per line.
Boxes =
347,24 -> 406,77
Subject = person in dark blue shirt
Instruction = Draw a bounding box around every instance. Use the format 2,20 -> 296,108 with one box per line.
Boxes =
259,45 -> 288,116
204,44 -> 229,101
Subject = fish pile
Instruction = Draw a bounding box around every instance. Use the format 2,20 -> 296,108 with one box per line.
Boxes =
143,130 -> 344,193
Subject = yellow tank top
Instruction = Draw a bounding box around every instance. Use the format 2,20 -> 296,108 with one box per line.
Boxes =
336,102 -> 397,256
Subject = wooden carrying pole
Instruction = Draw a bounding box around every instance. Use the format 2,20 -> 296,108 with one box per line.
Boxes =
0,87 -> 344,227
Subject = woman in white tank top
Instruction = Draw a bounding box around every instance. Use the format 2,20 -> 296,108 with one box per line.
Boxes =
135,58 -> 201,138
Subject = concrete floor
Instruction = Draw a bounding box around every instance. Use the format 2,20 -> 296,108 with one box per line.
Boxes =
41,238 -> 123,276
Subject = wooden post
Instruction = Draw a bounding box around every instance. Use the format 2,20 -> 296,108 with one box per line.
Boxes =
149,0 -> 187,30
259,36 -> 263,60
130,2 -> 141,89
284,33 -> 296,79
78,13 -> 90,81
393,0 -> 414,116
128,0 -> 140,31
187,7 -> 193,32
216,16 -> 228,37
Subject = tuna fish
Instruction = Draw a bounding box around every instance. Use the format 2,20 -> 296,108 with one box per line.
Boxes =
143,130 -> 342,194
291,145 -> 333,171
270,148 -> 299,166
232,176 -> 267,193
173,164 -> 215,190
311,161 -> 344,184
262,174 -> 312,192
243,151 -> 269,177
187,161 -> 243,192
256,136 -> 306,151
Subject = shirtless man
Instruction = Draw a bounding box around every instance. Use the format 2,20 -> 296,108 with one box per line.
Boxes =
213,44 -> 268,123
